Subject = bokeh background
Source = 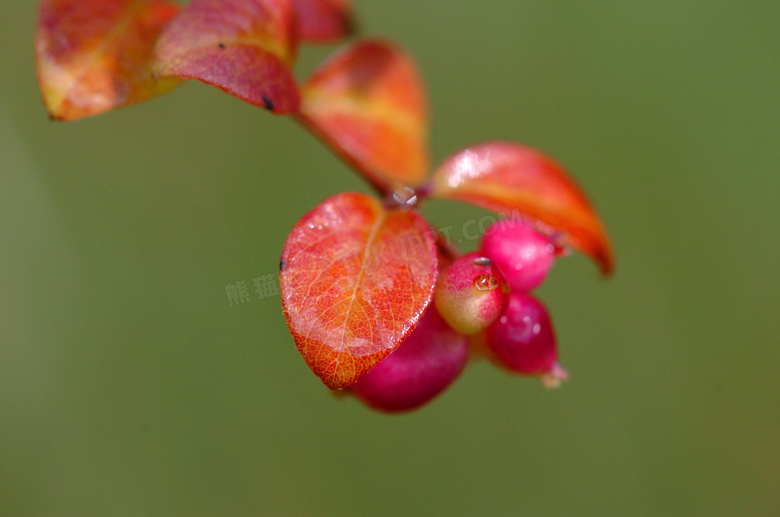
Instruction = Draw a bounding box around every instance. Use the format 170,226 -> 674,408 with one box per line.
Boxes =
2,1 -> 778,515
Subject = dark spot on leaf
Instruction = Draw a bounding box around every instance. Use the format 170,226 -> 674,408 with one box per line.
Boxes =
262,95 -> 274,111
218,43 -> 226,49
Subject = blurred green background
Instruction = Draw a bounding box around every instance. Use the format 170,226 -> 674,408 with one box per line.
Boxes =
2,1 -> 778,515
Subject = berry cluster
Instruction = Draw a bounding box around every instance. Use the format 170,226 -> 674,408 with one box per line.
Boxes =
351,218 -> 568,413
36,0 -> 613,415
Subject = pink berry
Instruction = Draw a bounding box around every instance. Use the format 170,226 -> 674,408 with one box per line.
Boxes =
434,252 -> 509,335
486,293 -> 567,387
350,307 -> 469,412
479,220 -> 556,292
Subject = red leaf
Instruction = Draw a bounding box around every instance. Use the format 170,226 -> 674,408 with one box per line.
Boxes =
292,0 -> 354,43
35,0 -> 181,121
152,0 -> 300,114
430,142 -> 615,274
298,40 -> 430,192
280,192 -> 438,389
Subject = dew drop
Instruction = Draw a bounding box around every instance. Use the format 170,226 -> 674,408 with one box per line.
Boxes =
474,273 -> 498,292
473,256 -> 492,267
532,323 -> 541,334
392,186 -> 418,207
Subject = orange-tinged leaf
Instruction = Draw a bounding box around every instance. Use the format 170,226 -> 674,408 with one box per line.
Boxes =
35,0 -> 181,121
280,192 -> 438,389
292,0 -> 354,43
153,0 -> 300,114
299,40 -> 429,192
431,142 -> 615,274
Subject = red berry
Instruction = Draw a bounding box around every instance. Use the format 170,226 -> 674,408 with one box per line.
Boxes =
486,293 -> 567,387
350,307 -> 469,412
434,252 -> 509,335
480,220 -> 556,292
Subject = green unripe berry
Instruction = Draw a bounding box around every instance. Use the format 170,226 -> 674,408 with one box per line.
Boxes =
434,252 -> 509,335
